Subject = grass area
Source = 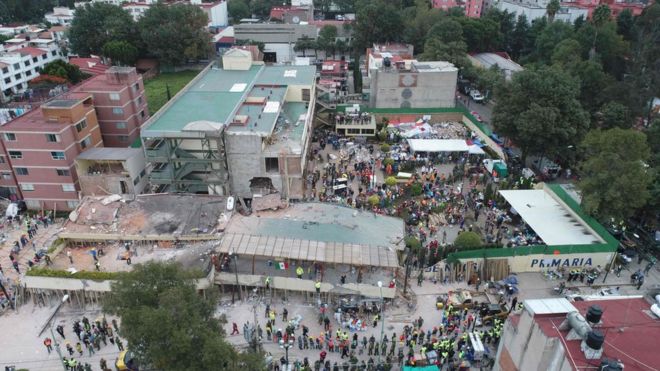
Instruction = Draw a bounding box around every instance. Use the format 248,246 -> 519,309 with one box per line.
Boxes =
144,70 -> 200,114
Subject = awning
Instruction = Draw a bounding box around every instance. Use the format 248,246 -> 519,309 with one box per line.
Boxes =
408,139 -> 469,153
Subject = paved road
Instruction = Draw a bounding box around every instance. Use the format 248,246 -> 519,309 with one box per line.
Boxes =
457,92 -> 494,131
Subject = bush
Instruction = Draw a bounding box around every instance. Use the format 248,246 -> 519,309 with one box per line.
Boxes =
453,231 -> 483,250
385,176 -> 397,187
410,183 -> 423,196
377,128 -> 388,142
26,268 -> 125,280
367,195 -> 380,207
383,158 -> 395,166
380,143 -> 391,153
404,236 -> 422,253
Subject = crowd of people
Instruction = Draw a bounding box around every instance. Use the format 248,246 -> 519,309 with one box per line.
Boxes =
43,315 -> 124,371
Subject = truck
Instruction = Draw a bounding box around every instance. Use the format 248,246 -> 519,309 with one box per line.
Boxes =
436,289 -> 499,310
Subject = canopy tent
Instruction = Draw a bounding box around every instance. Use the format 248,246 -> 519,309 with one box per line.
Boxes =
408,139 -> 470,153
218,233 -> 400,268
468,145 -> 486,155
499,189 -> 604,246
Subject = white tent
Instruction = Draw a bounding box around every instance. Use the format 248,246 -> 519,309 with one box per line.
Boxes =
407,139 -> 469,153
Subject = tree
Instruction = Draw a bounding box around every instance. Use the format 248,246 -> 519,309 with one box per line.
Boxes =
317,25 -> 338,58
510,14 -> 531,60
616,9 -> 635,41
69,3 -> 138,56
492,66 -> 590,161
228,0 -> 250,22
41,60 -> 85,84
598,101 -> 632,129
104,262 -> 260,371
139,3 -> 211,66
294,36 -> 315,57
354,0 -> 403,48
578,128 -> 650,221
546,0 -> 561,23
551,39 -> 582,67
385,176 -> 397,187
453,231 -> 482,249
103,40 -> 138,66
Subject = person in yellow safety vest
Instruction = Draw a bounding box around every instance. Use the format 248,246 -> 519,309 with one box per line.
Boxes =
462,332 -> 468,341
269,310 -> 276,325
296,266 -> 304,279
265,276 -> 271,290
441,351 -> 449,363
336,329 -> 341,339
421,346 -> 426,356
315,281 -> 321,293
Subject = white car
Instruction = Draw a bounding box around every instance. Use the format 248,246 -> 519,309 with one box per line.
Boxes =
470,90 -> 485,103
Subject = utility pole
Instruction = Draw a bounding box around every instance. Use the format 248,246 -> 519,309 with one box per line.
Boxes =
403,249 -> 412,296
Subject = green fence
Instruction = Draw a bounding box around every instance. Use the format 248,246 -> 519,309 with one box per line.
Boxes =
447,184 -> 617,261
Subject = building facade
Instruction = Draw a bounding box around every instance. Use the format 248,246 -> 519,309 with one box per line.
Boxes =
369,60 -> 458,109
44,7 -> 76,25
0,93 -> 104,210
495,0 -> 589,22
0,47 -> 63,101
75,67 -> 149,147
141,51 -> 316,200
432,0 -> 484,18
233,23 -> 318,63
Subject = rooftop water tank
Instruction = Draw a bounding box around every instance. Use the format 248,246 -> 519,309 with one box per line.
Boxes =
586,305 -> 603,324
586,330 -> 605,350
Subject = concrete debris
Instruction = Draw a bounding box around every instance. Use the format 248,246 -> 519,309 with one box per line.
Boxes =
101,194 -> 122,205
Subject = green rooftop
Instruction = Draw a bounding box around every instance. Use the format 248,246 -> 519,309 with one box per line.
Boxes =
142,65 -> 262,135
142,64 -> 317,138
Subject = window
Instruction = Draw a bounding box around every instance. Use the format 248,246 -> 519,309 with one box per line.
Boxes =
3,133 -> 16,141
9,151 -> 22,159
139,169 -> 146,178
20,183 -> 34,191
7,186 -> 17,195
116,122 -> 127,129
24,60 -> 30,67
32,57 -> 38,63
302,88 -> 311,102
66,200 -> 79,208
56,169 -> 70,176
109,93 -> 120,101
133,83 -> 139,92
1,67 -> 8,74
137,96 -> 143,105
42,54 -> 47,60
112,108 -> 124,115
15,167 -> 28,176
140,110 -> 145,118
62,184 -> 75,192
26,200 -> 40,208
14,74 -> 20,80
265,157 -> 279,173
51,51 -> 57,56
25,70 -> 32,76
1,172 -> 12,179
133,176 -> 139,186
118,135 -> 128,142
51,151 -> 65,160
80,136 -> 91,149
12,63 -> 19,70
45,134 -> 60,142
0,156 -> 5,163
4,78 -> 9,84
75,119 -> 87,132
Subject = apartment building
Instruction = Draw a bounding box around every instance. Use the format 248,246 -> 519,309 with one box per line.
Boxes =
0,93 -> 103,211
75,67 -> 149,147
118,0 -> 228,26
44,7 -> 76,25
0,47 -> 63,101
432,0 -> 484,18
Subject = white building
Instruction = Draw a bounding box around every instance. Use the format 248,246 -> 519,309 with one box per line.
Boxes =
118,0 -> 228,26
45,7 -> 76,25
0,47 -> 64,101
495,0 -> 588,23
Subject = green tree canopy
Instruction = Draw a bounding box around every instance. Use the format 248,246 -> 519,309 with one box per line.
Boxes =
228,0 -> 251,22
354,0 -> 403,48
102,40 -> 138,66
578,128 -> 651,221
454,231 -> 483,249
546,0 -> 561,22
69,3 -> 138,56
492,66 -> 590,160
104,262 -> 261,371
598,101 -> 632,129
139,3 -> 211,66
41,60 -> 85,84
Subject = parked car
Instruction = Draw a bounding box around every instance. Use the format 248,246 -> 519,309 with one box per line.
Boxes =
469,90 -> 485,103
470,111 -> 483,122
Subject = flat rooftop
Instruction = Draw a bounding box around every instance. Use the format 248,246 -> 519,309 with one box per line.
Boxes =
142,64 -> 316,137
499,188 -> 603,246
534,298 -> 659,371
62,194 -> 229,239
225,203 -> 404,249
264,102 -> 308,154
76,147 -> 142,161
42,99 -> 80,108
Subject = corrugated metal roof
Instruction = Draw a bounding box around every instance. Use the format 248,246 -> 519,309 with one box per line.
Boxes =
76,147 -> 142,161
524,298 -> 576,315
